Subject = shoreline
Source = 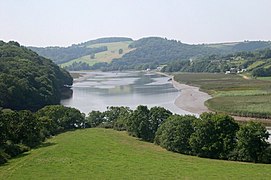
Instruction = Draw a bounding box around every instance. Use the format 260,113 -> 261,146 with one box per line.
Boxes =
156,71 -> 212,115
159,72 -> 271,126
171,77 -> 212,115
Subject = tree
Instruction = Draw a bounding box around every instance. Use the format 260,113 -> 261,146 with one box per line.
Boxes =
154,115 -> 197,154
118,49 -> 123,54
36,105 -> 85,135
232,121 -> 270,163
149,106 -> 172,142
103,106 -> 131,130
189,113 -> 239,159
200,113 -> 239,159
86,111 -> 105,128
17,110 -> 43,147
126,105 -> 151,141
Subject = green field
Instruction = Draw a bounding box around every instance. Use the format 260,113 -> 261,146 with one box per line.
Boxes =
174,73 -> 271,118
61,41 -> 133,67
1,128 -> 271,179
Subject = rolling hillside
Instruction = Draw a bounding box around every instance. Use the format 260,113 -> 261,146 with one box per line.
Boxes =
29,37 -> 271,71
61,40 -> 134,67
29,37 -> 133,68
0,128 -> 270,179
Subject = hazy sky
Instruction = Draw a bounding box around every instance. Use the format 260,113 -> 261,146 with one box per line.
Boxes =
1,0 -> 271,47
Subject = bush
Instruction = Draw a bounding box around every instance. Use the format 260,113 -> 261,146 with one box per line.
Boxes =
154,115 -> 197,154
4,143 -> 30,157
231,121 -> 270,163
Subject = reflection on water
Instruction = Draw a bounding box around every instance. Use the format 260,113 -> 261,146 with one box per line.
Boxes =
61,71 -> 192,115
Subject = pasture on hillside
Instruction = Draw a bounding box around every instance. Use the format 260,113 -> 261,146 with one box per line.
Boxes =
61,41 -> 133,67
0,128 -> 271,179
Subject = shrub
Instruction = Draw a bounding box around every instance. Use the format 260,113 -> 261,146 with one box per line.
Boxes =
154,115 -> 197,154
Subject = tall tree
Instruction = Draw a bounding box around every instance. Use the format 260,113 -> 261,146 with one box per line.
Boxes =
155,115 -> 197,154
233,121 -> 270,163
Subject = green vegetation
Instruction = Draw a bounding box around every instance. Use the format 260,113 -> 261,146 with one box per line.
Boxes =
29,45 -> 107,64
92,37 -> 222,71
30,37 -> 271,72
174,73 -> 271,118
29,37 -> 133,69
0,105 -> 85,165
163,49 -> 271,75
1,128 -> 271,179
62,41 -> 133,69
206,40 -> 271,52
0,41 -> 73,111
86,106 -> 271,164
90,38 -> 271,71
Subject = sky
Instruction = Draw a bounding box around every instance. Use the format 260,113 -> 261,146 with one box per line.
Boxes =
1,0 -> 271,47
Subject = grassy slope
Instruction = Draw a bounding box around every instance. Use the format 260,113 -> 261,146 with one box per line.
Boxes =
61,41 -> 133,67
174,73 -> 271,118
1,128 -> 271,179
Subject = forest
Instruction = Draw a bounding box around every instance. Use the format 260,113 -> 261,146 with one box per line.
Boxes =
0,41 -> 73,111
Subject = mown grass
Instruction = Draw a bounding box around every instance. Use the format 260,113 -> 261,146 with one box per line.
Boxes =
61,41 -> 133,67
1,128 -> 271,179
174,73 -> 271,118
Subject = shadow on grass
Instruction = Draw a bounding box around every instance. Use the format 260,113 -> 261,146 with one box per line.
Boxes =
0,142 -> 57,167
33,142 -> 57,150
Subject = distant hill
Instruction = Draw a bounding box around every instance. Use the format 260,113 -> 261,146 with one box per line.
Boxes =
29,37 -> 133,68
93,38 -> 271,71
62,40 -> 134,71
206,41 -> 271,53
30,36 -> 271,71
0,41 -> 73,111
162,48 -> 271,76
98,37 -> 221,70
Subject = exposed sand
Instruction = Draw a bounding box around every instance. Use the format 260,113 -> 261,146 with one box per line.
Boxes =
171,77 -> 212,115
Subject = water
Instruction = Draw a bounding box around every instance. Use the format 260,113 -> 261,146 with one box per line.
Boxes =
61,71 -> 192,115
61,71 -> 271,142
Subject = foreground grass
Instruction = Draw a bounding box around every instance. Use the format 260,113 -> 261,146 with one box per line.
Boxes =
1,128 -> 271,179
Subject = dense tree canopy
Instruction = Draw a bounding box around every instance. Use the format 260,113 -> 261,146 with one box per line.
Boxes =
231,121 -> 270,163
154,115 -> 197,154
0,41 -> 73,111
0,105 -> 85,165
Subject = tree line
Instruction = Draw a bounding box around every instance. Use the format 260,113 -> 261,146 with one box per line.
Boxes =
86,105 -> 271,164
1,105 -> 270,165
0,105 -> 85,164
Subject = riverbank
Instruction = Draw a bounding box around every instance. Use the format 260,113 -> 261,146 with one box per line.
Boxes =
171,78 -> 212,114
156,71 -> 212,115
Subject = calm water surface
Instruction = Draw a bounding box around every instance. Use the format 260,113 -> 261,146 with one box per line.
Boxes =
61,71 -> 271,142
61,71 -> 192,115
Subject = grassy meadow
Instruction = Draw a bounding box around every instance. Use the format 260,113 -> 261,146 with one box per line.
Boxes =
174,73 -> 271,118
1,128 -> 271,179
61,41 -> 133,67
